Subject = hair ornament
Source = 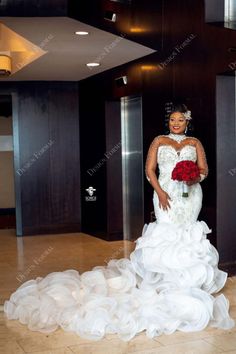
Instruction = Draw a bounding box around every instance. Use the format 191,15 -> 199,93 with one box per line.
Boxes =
183,110 -> 192,121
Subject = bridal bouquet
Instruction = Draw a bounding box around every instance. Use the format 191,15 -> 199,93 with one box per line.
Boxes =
171,160 -> 200,197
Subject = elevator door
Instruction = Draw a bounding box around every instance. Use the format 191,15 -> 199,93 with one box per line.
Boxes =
216,74 -> 236,262
121,96 -> 144,240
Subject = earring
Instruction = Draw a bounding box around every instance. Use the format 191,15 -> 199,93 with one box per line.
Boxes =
185,126 -> 188,134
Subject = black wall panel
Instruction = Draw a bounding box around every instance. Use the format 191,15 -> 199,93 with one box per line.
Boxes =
0,82 -> 81,236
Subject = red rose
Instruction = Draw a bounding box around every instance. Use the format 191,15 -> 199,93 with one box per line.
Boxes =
171,160 -> 200,182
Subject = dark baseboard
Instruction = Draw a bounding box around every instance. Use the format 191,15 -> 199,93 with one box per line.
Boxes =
20,223 -> 81,236
219,262 -> 236,277
106,231 -> 124,241
0,214 -> 16,229
0,208 -> 15,215
81,229 -> 124,241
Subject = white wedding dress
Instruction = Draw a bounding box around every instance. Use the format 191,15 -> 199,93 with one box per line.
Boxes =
4,134 -> 235,341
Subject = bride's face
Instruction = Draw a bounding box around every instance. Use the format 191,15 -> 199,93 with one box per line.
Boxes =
169,112 -> 188,134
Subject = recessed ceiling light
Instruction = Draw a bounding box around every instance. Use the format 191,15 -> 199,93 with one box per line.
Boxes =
86,63 -> 100,67
75,31 -> 89,35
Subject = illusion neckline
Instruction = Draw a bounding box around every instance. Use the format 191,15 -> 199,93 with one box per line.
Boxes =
168,133 -> 187,143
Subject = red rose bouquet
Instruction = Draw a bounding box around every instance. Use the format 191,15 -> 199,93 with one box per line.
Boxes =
171,160 -> 200,197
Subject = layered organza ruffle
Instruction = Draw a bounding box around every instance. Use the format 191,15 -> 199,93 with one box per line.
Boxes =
4,221 -> 234,341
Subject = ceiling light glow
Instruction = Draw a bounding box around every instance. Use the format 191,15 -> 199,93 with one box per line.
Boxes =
75,31 -> 89,35
141,65 -> 158,71
86,62 -> 100,67
130,27 -> 146,33
0,55 -> 11,76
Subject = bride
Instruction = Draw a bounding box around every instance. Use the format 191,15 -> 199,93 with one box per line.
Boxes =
4,103 -> 235,341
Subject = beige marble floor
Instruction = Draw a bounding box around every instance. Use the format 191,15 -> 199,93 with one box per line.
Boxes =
0,229 -> 236,354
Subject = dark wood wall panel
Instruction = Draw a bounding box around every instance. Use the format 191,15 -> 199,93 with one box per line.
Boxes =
18,82 -> 80,235
18,84 -> 52,232
79,78 -> 107,237
0,82 -> 81,236
47,86 -> 81,227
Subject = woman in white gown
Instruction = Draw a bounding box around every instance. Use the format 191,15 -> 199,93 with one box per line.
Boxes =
4,104 -> 234,341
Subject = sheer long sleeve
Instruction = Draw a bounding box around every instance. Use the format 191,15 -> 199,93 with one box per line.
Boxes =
145,136 -> 163,194
196,139 -> 208,179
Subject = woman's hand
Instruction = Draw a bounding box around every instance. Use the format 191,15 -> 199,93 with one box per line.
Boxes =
158,190 -> 171,210
186,177 -> 201,186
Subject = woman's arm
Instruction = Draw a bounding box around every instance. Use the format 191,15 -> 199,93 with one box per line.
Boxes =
187,139 -> 208,185
196,139 -> 208,182
145,137 -> 171,210
145,137 -> 162,194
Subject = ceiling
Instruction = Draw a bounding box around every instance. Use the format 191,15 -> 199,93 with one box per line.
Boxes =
0,17 -> 156,81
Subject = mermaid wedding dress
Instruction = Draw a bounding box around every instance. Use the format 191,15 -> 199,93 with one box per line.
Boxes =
4,134 -> 235,341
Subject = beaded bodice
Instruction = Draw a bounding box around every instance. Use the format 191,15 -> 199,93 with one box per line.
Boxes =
145,134 -> 208,180
145,134 -> 208,225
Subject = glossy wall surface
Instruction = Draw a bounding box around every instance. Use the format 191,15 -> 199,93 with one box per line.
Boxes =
0,82 -> 81,236
216,74 -> 236,263
121,96 -> 144,241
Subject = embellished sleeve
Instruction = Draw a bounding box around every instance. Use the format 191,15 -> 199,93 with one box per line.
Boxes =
145,136 -> 161,182
196,139 -> 208,180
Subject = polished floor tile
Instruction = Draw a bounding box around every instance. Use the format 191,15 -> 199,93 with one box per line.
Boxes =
0,229 -> 134,303
203,332 -> 236,351
127,340 -> 223,354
